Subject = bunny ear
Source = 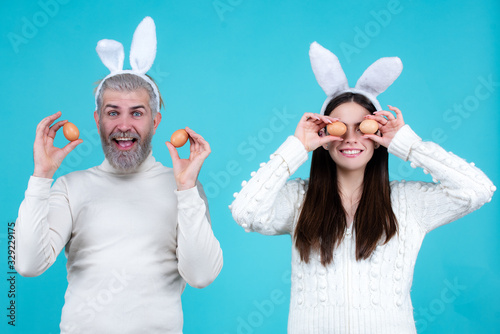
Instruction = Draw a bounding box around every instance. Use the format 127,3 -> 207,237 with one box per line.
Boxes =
96,39 -> 124,73
130,16 -> 157,74
355,57 -> 403,97
309,42 -> 349,96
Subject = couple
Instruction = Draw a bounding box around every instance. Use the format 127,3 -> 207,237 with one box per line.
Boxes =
15,17 -> 495,334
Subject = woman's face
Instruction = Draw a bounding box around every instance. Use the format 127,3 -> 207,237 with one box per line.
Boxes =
325,102 -> 377,174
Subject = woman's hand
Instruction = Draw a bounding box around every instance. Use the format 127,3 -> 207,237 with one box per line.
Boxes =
33,111 -> 83,179
165,127 -> 211,191
362,105 -> 405,148
294,112 -> 343,152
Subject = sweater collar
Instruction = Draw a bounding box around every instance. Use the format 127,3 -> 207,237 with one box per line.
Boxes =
98,150 -> 157,174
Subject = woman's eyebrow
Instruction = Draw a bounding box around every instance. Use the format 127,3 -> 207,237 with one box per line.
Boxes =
343,121 -> 363,126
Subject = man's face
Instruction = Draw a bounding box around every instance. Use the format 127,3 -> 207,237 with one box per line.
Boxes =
94,88 -> 161,171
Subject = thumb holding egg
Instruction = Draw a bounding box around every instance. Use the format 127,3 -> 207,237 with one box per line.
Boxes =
362,105 -> 406,148
166,127 -> 211,191
33,111 -> 83,179
294,112 -> 343,152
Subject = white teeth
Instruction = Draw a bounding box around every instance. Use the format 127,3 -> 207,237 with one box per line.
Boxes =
116,137 -> 133,141
342,150 -> 361,155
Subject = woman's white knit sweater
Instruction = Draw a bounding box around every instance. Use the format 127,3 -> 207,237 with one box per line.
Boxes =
230,125 -> 495,334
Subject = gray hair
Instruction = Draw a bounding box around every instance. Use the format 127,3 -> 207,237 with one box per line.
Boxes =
96,73 -> 161,118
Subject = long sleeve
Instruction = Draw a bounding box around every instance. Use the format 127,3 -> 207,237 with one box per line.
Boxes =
230,136 -> 309,235
388,124 -> 496,233
175,183 -> 223,289
14,176 -> 73,277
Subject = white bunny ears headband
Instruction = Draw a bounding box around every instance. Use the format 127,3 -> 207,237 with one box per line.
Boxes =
94,16 -> 160,112
309,42 -> 403,114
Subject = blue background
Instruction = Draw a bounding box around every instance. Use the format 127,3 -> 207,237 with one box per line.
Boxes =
1,0 -> 499,333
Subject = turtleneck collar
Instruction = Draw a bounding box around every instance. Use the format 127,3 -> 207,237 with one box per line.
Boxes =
97,150 -> 157,175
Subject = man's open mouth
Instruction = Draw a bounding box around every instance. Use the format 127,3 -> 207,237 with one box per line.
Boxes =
113,137 -> 138,149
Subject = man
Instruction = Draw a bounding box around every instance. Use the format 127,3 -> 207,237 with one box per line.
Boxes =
15,17 -> 223,333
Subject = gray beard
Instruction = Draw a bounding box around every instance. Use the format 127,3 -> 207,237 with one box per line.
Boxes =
100,128 -> 153,172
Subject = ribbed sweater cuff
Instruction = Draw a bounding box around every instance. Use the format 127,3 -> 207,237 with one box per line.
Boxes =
274,136 -> 309,176
26,176 -> 53,197
175,186 -> 203,209
387,125 -> 421,162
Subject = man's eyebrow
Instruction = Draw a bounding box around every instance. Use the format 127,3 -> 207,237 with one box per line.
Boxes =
130,105 -> 147,110
104,104 -> 120,109
103,104 -> 147,110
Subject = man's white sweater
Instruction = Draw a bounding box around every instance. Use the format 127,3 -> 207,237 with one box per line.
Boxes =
15,152 -> 223,333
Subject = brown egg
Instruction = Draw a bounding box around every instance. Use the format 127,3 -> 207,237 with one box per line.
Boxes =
170,129 -> 189,148
326,121 -> 347,137
359,119 -> 379,134
63,122 -> 80,141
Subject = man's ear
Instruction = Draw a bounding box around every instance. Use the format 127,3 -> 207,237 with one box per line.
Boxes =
152,112 -> 162,134
94,110 -> 100,134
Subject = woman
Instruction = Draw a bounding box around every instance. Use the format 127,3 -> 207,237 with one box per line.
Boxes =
230,43 -> 495,333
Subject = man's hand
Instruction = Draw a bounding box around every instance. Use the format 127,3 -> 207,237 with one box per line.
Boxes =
33,111 -> 83,179
165,127 -> 210,191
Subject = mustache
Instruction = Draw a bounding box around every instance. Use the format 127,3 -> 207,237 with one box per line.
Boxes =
108,131 -> 141,141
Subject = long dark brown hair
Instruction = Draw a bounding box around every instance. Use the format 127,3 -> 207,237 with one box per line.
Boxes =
294,92 -> 397,266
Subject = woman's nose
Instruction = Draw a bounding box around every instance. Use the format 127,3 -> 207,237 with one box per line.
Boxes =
343,127 -> 360,143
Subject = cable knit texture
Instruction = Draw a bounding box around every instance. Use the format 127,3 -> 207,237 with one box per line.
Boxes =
231,125 -> 495,333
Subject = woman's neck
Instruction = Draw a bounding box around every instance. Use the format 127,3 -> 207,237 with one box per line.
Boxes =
337,169 -> 365,227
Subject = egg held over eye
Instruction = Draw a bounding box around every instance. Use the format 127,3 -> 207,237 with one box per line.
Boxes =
326,121 -> 347,137
170,129 -> 189,148
63,122 -> 80,141
359,119 -> 379,134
